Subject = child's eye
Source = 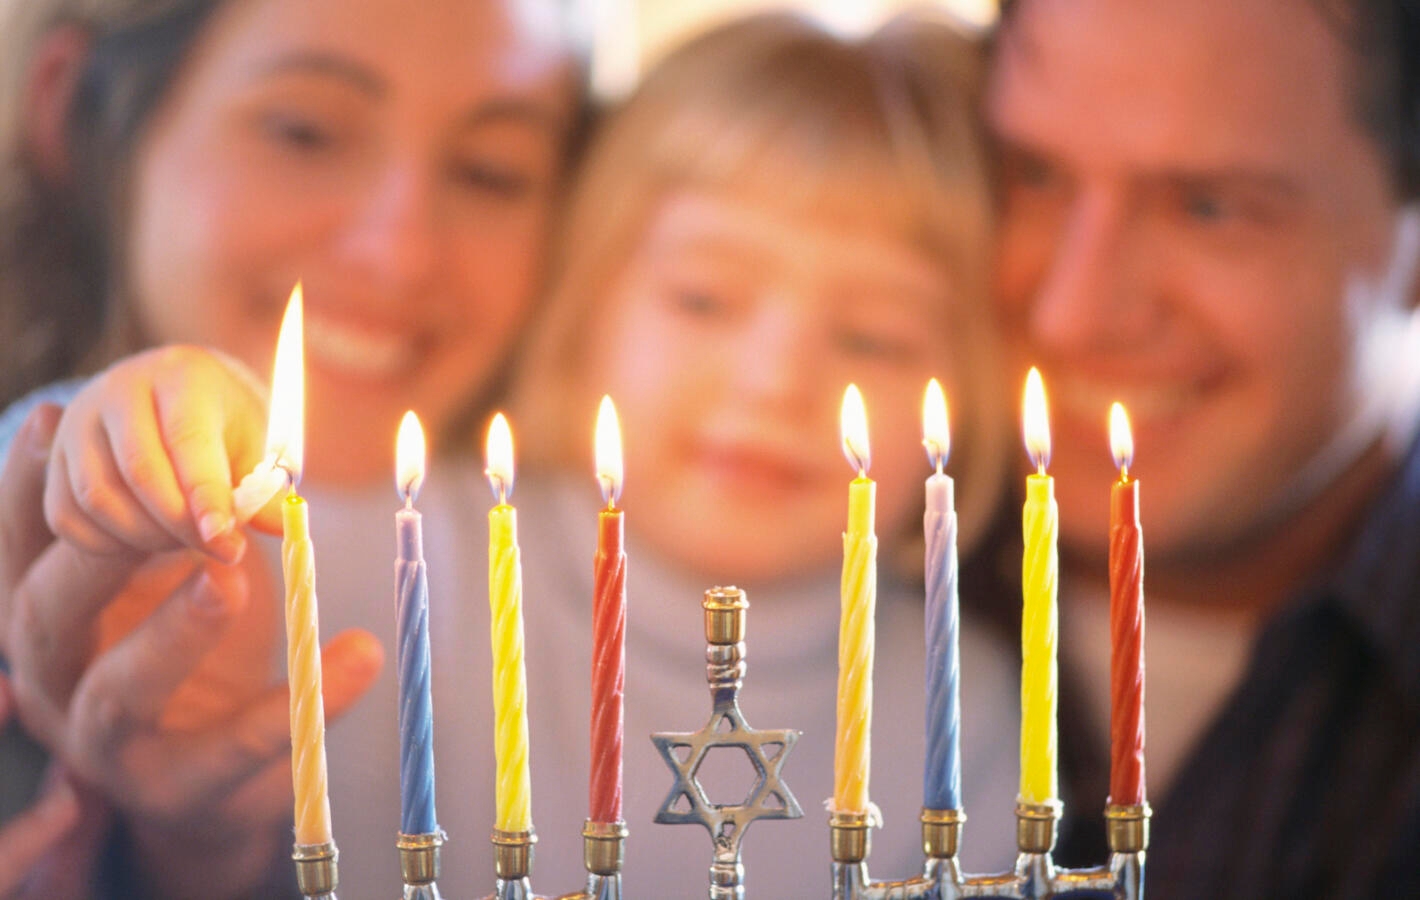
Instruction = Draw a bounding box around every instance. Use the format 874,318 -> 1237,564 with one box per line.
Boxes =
450,160 -> 532,199
668,287 -> 724,317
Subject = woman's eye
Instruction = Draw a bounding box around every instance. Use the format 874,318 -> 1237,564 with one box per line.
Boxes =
451,161 -> 532,199
837,328 -> 909,360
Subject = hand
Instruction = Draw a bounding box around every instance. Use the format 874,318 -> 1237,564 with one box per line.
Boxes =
0,675 -> 84,900
1,402 -> 384,898
42,345 -> 283,566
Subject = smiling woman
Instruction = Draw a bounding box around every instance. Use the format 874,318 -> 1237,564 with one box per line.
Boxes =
1,0 -> 582,485
0,0 -> 586,896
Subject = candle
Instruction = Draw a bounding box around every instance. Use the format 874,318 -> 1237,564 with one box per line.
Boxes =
834,384 -> 877,815
486,413 -> 533,834
394,411 -> 438,835
1020,367 -> 1059,805
921,378 -> 961,812
590,396 -> 627,824
1108,402 -> 1146,806
260,287 -> 333,846
233,282 -> 307,522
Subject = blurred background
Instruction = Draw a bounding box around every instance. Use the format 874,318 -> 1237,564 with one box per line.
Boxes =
586,0 -> 999,97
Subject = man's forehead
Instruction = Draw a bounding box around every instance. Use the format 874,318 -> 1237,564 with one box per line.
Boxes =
988,0 -> 1356,174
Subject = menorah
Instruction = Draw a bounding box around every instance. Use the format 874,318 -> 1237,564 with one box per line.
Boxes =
287,585 -> 1146,900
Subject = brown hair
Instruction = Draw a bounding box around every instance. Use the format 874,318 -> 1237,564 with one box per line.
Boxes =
516,9 -> 1007,552
0,0 -> 223,406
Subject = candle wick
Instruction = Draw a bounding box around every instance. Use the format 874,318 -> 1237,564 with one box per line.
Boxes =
1120,465 -> 1129,483
935,459 -> 944,477
1037,461 -> 1046,477
404,491 -> 414,511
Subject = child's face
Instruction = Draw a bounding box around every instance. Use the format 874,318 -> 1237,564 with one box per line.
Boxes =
126,0 -> 575,483
586,188 -> 959,583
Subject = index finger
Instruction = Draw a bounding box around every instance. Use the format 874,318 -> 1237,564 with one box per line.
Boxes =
0,404 -> 63,596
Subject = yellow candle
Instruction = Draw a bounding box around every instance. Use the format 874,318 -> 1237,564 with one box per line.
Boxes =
1020,368 -> 1059,804
283,493 -> 333,845
486,413 -> 533,833
834,385 -> 877,814
254,285 -> 332,846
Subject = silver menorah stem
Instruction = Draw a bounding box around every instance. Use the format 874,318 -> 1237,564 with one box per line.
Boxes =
294,841 -> 339,900
652,587 -> 804,899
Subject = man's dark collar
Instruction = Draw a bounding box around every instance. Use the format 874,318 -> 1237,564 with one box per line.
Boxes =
1321,433 -> 1420,714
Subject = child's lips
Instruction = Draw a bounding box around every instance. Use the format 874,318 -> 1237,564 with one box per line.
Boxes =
691,443 -> 818,494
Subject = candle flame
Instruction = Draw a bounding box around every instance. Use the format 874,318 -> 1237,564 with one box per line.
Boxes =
595,395 -> 623,507
840,384 -> 871,475
485,412 -> 515,504
396,410 -> 426,504
265,283 -> 305,486
1023,367 -> 1051,473
922,378 -> 950,472
1110,401 -> 1134,477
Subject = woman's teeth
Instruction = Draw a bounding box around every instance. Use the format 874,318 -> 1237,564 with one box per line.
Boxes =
304,312 -> 416,379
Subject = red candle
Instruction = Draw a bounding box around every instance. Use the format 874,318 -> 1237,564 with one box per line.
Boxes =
1108,403 -> 1146,806
590,396 -> 627,823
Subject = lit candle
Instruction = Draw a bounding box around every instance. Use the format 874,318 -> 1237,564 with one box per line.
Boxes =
834,384 -> 876,815
1108,402 -> 1146,806
486,413 -> 533,834
1020,367 -> 1059,805
394,411 -> 438,835
262,287 -> 333,846
590,396 -> 626,824
233,283 -> 308,522
922,378 -> 961,812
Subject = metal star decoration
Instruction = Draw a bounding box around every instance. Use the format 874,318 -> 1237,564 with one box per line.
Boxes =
652,705 -> 802,848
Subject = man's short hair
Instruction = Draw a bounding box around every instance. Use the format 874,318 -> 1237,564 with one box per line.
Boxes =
995,0 -> 1420,201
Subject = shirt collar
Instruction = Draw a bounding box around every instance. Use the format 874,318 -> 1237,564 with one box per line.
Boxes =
1322,434 -> 1420,713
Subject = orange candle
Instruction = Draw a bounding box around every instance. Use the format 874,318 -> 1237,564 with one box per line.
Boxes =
1108,403 -> 1146,805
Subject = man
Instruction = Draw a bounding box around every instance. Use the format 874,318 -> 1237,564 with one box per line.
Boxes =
984,0 -> 1420,896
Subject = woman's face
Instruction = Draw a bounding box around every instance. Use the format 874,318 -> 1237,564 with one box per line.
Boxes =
585,187 -> 960,584
126,0 -> 576,483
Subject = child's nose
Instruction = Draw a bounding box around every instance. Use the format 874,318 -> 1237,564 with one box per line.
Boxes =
733,302 -> 817,403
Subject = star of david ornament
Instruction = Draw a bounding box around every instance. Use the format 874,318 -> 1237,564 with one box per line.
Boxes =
651,587 -> 803,898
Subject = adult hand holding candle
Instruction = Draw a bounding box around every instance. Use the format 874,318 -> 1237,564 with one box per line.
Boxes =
1020,368 -> 1059,806
834,384 -> 877,816
922,378 -> 962,813
1108,403 -> 1146,807
395,411 -> 439,836
486,413 -> 533,834
263,287 -> 334,848
590,396 -> 627,825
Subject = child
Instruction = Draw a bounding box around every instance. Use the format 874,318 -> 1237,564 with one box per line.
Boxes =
511,10 -> 1021,890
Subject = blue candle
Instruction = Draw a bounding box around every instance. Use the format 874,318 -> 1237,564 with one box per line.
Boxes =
922,380 -> 961,811
395,412 -> 438,835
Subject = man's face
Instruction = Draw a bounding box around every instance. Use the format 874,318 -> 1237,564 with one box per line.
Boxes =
988,0 -> 1419,562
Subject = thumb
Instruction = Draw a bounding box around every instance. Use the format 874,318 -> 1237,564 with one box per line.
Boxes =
318,628 -> 385,722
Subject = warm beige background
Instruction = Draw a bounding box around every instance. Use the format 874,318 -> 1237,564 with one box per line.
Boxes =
587,0 -> 998,97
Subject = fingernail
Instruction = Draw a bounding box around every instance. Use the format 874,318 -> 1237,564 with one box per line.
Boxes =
21,406 -> 58,460
198,509 -> 232,543
207,525 -> 247,566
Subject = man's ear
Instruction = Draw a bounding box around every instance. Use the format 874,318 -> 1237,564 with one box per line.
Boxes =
22,25 -> 91,186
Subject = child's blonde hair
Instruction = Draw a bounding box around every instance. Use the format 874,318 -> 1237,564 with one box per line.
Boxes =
517,9 -> 1006,553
